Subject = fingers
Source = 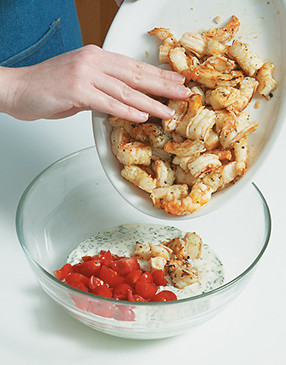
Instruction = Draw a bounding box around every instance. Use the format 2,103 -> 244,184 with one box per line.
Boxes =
103,51 -> 189,98
83,86 -> 150,123
91,73 -> 175,120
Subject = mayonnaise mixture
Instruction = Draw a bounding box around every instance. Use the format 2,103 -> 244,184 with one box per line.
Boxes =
66,224 -> 224,299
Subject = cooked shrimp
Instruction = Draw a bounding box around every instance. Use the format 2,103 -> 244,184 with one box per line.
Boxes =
168,47 -> 199,82
151,146 -> 172,161
202,55 -> 236,73
164,139 -> 206,157
229,77 -> 258,112
166,232 -> 202,260
175,166 -> 196,187
148,27 -> 174,41
153,159 -> 175,187
165,259 -> 199,288
204,130 -> 220,150
205,38 -> 229,56
214,110 -> 237,133
202,161 -> 238,192
161,182 -> 212,215
176,94 -> 216,141
133,242 -> 151,261
150,257 -> 167,272
187,153 -> 222,179
197,65 -> 244,89
172,155 -> 196,171
150,243 -> 173,260
256,62 -> 278,100
205,86 -> 240,110
233,137 -> 249,175
219,111 -> 258,148
228,40 -> 263,76
131,122 -> 170,149
203,15 -> 240,44
121,165 -> 156,193
179,32 -> 207,58
117,142 -> 152,165
211,148 -> 233,161
159,36 -> 178,63
150,184 -> 189,209
187,84 -> 206,105
162,100 -> 188,133
111,126 -> 130,156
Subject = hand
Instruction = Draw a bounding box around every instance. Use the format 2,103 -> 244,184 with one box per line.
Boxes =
1,45 -> 189,122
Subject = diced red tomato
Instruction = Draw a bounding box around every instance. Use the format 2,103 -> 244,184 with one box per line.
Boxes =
152,270 -> 168,286
65,273 -> 89,292
54,263 -> 72,281
88,275 -> 105,290
125,269 -> 142,285
151,290 -> 177,302
111,257 -> 140,275
72,260 -> 101,277
99,265 -> 125,287
93,284 -> 113,298
135,281 -> 157,299
137,271 -> 153,283
82,256 -> 93,262
127,289 -> 149,302
113,283 -> 132,300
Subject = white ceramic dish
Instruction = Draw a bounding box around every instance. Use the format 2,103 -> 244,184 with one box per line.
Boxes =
92,0 -> 286,220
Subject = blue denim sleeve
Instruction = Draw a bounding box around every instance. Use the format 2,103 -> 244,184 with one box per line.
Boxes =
0,0 -> 83,67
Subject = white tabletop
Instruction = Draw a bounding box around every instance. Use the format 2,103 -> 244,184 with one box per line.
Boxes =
0,110 -> 285,365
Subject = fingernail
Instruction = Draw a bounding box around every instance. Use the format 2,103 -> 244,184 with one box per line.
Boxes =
163,106 -> 175,118
173,73 -> 185,83
139,112 -> 149,121
177,85 -> 191,96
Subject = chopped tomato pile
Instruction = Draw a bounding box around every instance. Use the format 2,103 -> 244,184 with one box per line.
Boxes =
54,250 -> 177,302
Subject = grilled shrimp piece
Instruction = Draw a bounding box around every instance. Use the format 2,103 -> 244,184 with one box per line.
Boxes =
179,32 -> 207,58
211,148 -> 233,161
151,244 -> 173,260
150,257 -> 167,272
166,232 -> 202,260
214,110 -> 236,133
164,139 -> 206,157
168,47 -> 199,82
117,142 -> 152,165
109,116 -> 134,135
197,65 -> 244,89
165,259 -> 199,288
148,28 -> 178,63
228,40 -> 263,76
133,242 -> 152,260
205,38 -> 229,56
150,184 -> 189,209
256,62 -> 278,100
188,84 -> 206,105
161,182 -> 212,216
202,55 -> 236,73
233,137 -> 249,175
153,159 -> 175,187
176,94 -> 216,141
111,126 -> 130,156
162,100 -> 188,133
172,155 -> 197,171
220,111 -> 258,148
203,15 -> 240,44
121,165 -> 156,193
229,77 -> 259,112
202,161 -> 238,192
204,130 -> 220,150
131,122 -> 170,148
187,153 -> 222,179
175,166 -> 196,187
205,86 -> 240,110
151,147 -> 172,161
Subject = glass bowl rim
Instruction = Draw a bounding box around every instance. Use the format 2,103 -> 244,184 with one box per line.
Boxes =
15,146 -> 271,306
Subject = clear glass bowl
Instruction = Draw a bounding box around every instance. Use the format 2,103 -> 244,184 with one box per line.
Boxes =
16,147 -> 271,339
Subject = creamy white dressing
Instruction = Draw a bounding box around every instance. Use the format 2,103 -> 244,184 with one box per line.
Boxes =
66,224 -> 224,299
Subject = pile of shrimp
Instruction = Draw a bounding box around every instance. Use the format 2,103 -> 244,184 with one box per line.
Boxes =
109,15 -> 278,216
